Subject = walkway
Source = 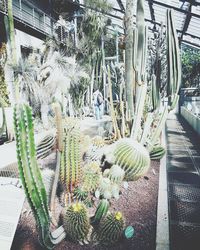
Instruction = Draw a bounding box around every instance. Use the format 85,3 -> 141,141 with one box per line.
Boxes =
166,114 -> 200,250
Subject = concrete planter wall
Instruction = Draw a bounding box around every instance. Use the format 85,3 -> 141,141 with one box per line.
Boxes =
181,106 -> 200,136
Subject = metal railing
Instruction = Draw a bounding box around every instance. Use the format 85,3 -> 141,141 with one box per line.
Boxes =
0,0 -> 55,37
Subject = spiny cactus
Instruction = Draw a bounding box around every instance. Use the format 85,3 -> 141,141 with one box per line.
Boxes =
166,9 -> 181,110
150,145 -> 166,160
92,135 -> 105,148
82,161 -> 101,192
91,199 -> 109,225
92,211 -> 125,246
112,138 -> 150,181
53,102 -> 63,152
63,203 -> 90,242
36,134 -> 56,159
104,164 -> 125,184
13,104 -> 54,249
60,125 -> 82,193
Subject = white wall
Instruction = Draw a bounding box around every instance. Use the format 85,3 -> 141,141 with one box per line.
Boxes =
15,29 -> 44,59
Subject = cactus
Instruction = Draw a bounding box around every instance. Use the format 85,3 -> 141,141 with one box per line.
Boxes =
93,211 -> 125,246
36,134 -> 56,159
150,145 -> 166,160
13,104 -> 54,249
105,164 -> 125,184
63,203 -> 90,242
91,199 -> 109,225
60,124 -> 82,193
113,138 -> 150,181
92,135 -> 105,148
53,102 -> 63,152
166,9 -> 181,110
82,161 -> 101,192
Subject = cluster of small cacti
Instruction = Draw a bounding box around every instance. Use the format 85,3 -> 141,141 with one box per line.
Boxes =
81,161 -> 101,192
92,211 -> 125,246
63,203 -> 90,242
13,104 -> 54,249
96,177 -> 120,200
60,124 -> 82,193
103,164 -> 125,184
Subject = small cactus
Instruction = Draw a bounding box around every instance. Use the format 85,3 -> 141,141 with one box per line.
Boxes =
93,211 -> 125,246
82,161 -> 101,192
91,199 -> 109,225
149,145 -> 166,160
63,203 -> 90,242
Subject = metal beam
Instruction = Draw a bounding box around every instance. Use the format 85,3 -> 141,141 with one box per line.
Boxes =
148,0 -> 156,29
180,3 -> 192,41
116,0 -> 125,12
146,0 -> 200,19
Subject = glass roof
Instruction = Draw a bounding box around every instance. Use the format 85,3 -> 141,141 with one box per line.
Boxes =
80,0 -> 200,48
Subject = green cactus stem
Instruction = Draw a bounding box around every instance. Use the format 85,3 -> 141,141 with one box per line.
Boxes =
91,199 -> 109,225
13,104 -> 54,249
60,125 -> 82,193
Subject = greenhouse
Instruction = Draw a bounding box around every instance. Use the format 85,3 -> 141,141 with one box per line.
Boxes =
0,0 -> 200,249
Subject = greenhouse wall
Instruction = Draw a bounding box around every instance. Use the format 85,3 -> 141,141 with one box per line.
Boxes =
181,106 -> 200,136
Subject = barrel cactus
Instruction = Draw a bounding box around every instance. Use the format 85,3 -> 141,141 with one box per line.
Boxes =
150,145 -> 166,160
111,138 -> 150,181
63,203 -> 90,242
93,211 -> 125,246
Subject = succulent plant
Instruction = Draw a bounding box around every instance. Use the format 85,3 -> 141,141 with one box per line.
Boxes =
63,203 -> 90,242
92,135 -> 105,148
93,211 -> 125,246
91,199 -> 109,225
150,145 -> 166,160
60,125 -> 82,193
105,138 -> 150,181
13,104 -> 54,249
105,164 -> 125,184
36,134 -> 56,159
82,161 -> 102,192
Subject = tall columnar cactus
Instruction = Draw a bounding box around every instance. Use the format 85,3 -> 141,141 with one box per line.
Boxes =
60,125 -> 82,193
166,9 -> 181,110
53,102 -> 63,152
13,104 -> 54,249
93,211 -> 125,246
63,203 -> 90,242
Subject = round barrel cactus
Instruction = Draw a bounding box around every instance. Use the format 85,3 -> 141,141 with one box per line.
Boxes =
114,138 -> 150,181
63,203 -> 90,242
93,211 -> 125,246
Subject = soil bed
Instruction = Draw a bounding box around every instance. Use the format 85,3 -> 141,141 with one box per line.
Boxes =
11,151 -> 160,250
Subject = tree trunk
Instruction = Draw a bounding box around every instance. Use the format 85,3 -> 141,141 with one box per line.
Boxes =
125,0 -> 134,118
